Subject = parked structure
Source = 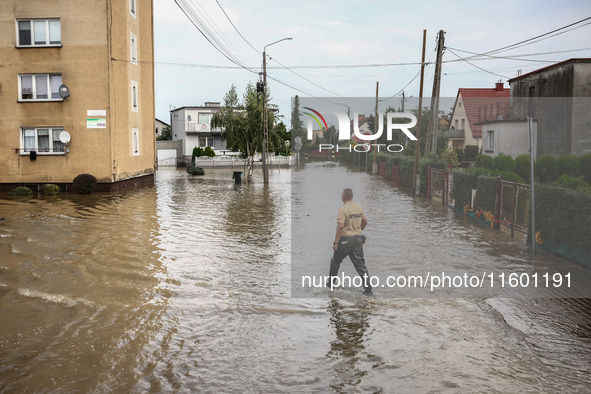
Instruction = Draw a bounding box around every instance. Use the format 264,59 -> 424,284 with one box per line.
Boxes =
0,0 -> 155,192
443,82 -> 510,151
170,102 -> 233,163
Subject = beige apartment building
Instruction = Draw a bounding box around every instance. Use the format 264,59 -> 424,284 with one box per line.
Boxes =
0,0 -> 155,192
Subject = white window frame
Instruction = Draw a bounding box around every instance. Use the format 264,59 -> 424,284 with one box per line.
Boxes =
132,128 -> 140,156
130,32 -> 138,65
131,80 -> 138,112
18,74 -> 63,102
16,19 -> 61,47
487,130 -> 495,150
130,0 -> 137,18
20,127 -> 66,155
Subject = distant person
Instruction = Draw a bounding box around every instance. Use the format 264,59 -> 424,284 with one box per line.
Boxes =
327,188 -> 372,294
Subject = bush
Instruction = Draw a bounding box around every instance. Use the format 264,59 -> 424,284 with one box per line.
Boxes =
440,149 -> 460,169
8,186 -> 33,196
535,154 -> 558,183
192,147 -> 204,160
203,146 -> 216,157
42,184 -> 60,195
464,145 -> 478,161
554,174 -> 591,193
580,153 -> 591,183
452,170 -> 478,209
73,174 -> 97,194
500,170 -> 525,183
475,155 -> 495,171
474,175 -> 497,212
557,154 -> 580,177
403,147 -> 415,157
514,154 -> 531,183
536,184 -> 591,257
454,149 -> 465,163
494,153 -> 515,173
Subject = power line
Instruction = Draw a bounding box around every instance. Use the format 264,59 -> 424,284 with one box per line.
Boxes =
446,47 -> 510,79
215,0 -> 260,55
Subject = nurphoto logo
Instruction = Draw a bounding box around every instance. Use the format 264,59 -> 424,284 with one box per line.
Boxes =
303,107 -> 418,153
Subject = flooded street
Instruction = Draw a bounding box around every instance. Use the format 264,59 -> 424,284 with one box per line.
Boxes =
1,164 -> 590,392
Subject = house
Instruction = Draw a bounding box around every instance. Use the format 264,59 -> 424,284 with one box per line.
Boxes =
507,58 -> 591,157
477,59 -> 591,158
170,102 -> 232,163
155,118 -> 170,139
0,0 -> 155,192
443,82 -> 510,151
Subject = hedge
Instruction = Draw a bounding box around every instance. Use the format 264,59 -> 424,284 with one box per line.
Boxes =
452,170 -> 478,209
535,184 -> 591,255
474,175 -> 497,213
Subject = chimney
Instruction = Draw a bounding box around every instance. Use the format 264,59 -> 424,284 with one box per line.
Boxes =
495,80 -> 504,91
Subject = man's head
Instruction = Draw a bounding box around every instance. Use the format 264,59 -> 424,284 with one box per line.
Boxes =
342,188 -> 353,202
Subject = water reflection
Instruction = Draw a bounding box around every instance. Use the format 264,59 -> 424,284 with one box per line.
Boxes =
327,298 -> 371,392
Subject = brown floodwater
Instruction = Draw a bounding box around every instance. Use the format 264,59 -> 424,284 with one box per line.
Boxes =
0,165 -> 590,392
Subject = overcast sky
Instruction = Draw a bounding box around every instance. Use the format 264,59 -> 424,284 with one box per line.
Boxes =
153,0 -> 591,125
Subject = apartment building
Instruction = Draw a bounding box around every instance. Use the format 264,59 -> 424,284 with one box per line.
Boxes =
0,0 -> 155,191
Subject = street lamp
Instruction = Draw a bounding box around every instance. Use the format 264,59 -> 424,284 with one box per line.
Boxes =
262,37 -> 292,184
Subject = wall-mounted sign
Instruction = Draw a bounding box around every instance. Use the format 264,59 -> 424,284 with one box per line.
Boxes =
87,110 -> 106,117
87,118 -> 106,128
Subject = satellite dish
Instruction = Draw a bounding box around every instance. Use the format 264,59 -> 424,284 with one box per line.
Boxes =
188,115 -> 192,121
294,136 -> 302,144
59,131 -> 71,144
58,84 -> 70,99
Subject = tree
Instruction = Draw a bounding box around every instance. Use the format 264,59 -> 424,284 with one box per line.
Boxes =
157,126 -> 171,141
211,83 -> 281,181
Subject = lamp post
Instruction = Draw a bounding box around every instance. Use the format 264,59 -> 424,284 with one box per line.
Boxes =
262,37 -> 292,183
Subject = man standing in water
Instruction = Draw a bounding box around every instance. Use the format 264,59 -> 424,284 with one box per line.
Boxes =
327,188 -> 372,294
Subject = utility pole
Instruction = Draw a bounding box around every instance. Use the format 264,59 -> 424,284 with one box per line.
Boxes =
262,37 -> 292,184
424,30 -> 445,157
413,29 -> 427,193
372,81 -> 379,174
262,49 -> 268,183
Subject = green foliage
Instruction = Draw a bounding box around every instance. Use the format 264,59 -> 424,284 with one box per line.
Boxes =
514,154 -> 531,183
580,153 -> 591,183
440,149 -> 460,169
156,126 -> 171,141
212,83 -> 283,159
403,147 -> 415,157
452,170 -> 478,209
536,184 -> 591,254
73,174 -> 97,194
420,155 -> 446,194
203,146 -> 216,157
464,145 -> 478,161
554,174 -> 591,193
475,154 -> 495,171
535,154 -> 558,183
474,175 -> 497,212
454,149 -> 464,163
8,186 -> 33,196
494,153 -> 515,173
192,147 -> 204,160
557,154 -> 580,177
500,171 -> 525,183
42,184 -> 60,195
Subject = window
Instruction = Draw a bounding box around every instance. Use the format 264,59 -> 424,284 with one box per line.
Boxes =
198,113 -> 213,124
132,128 -> 140,156
461,118 -> 465,130
20,128 -> 65,155
487,130 -> 494,150
19,74 -> 63,101
131,80 -> 138,111
17,19 -> 61,47
199,137 -> 212,147
130,32 -> 138,64
130,0 -> 137,18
